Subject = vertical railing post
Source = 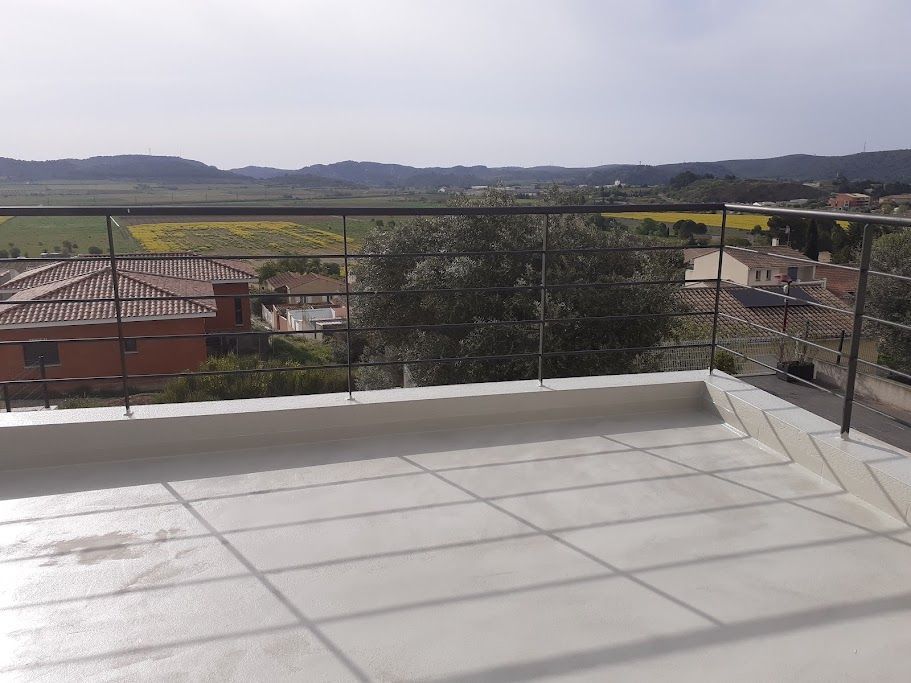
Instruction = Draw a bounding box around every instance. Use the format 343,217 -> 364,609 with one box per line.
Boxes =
708,208 -> 728,373
836,329 -> 846,365
105,215 -> 132,416
2,383 -> 10,413
840,223 -> 873,438
538,214 -> 549,386
39,355 -> 50,409
342,215 -> 354,400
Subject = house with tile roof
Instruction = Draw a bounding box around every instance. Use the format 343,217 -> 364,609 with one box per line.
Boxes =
686,245 -> 821,288
676,282 -> 876,374
0,254 -> 256,390
264,272 -> 345,305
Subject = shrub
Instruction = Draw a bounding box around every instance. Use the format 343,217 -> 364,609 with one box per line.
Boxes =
713,349 -> 742,375
158,354 -> 347,403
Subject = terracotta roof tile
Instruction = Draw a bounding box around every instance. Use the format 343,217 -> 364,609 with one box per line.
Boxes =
678,283 -> 852,339
2,253 -> 255,291
815,264 -> 860,301
0,268 -> 215,327
720,245 -> 811,269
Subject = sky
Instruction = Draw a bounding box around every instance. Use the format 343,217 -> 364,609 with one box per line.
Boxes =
3,0 -> 910,170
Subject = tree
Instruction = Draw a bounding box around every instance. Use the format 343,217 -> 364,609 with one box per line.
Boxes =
866,231 -> 911,374
257,257 -> 340,283
350,191 -> 685,390
804,220 -> 820,261
9,247 -> 20,258
88,246 -> 103,255
636,218 -> 669,237
672,219 -> 707,240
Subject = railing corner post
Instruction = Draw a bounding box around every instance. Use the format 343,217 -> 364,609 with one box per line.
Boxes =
342,215 -> 354,400
708,208 -> 728,374
840,223 -> 873,438
538,214 -> 549,387
106,215 -> 132,416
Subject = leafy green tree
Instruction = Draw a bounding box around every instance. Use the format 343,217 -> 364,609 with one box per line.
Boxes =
257,257 -> 341,283
866,231 -> 911,374
672,219 -> 707,240
350,191 -> 684,389
9,247 -> 20,258
88,246 -> 103,255
636,218 -> 669,237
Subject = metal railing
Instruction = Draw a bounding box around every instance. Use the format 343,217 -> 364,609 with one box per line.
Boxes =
0,201 -> 908,440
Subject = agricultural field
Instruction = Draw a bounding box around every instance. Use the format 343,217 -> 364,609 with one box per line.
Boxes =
602,211 -> 770,231
602,211 -> 852,231
128,221 -> 347,255
0,215 -> 140,257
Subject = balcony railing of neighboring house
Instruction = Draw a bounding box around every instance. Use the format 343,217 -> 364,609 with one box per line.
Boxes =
0,203 -> 909,440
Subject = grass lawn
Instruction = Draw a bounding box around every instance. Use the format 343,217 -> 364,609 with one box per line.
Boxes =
0,215 -> 140,257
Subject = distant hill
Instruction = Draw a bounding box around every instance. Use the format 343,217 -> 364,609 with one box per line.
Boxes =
5,149 -> 911,186
255,150 -> 911,188
672,179 -> 825,203
0,155 -> 237,182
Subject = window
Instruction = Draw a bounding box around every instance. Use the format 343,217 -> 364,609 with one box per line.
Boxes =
124,338 -> 138,353
234,297 -> 244,326
754,270 -> 762,281
765,269 -> 772,281
23,341 -> 60,367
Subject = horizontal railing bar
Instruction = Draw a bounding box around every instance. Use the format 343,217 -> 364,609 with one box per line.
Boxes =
860,313 -> 911,333
1,342 -> 712,386
714,345 -> 847,399
0,244 -> 694,267
0,311 -> 717,347
715,312 -> 848,355
2,279 -> 717,305
855,357 -> 911,383
543,342 -> 712,357
724,203 -> 911,228
867,269 -> 911,283
724,248 -> 910,285
717,345 -> 908,426
0,203 -> 725,217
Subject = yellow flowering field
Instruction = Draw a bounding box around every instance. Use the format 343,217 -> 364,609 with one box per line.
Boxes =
128,221 -> 345,254
601,212 -> 768,231
602,211 -> 851,231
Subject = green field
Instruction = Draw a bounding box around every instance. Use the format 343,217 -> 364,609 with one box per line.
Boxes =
0,180 -> 450,256
0,215 -> 140,257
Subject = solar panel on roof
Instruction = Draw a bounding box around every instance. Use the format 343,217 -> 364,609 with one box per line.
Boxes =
730,285 -> 817,308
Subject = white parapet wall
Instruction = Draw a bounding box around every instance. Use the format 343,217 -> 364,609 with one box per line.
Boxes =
1,370 -> 909,525
705,372 -> 911,525
0,371 -> 709,470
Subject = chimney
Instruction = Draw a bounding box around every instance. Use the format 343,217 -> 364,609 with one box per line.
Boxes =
771,237 -> 780,247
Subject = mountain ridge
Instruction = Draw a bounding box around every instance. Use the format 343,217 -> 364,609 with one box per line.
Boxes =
2,149 -> 911,185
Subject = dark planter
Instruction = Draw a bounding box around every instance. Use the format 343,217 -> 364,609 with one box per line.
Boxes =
777,361 -> 814,383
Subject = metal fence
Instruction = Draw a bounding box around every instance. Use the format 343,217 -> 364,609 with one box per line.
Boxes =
0,202 -> 909,439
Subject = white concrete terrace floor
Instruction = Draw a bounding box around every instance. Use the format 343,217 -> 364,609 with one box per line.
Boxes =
3,405 -> 911,680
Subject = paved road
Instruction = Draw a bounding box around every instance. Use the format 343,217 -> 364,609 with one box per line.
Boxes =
744,374 -> 911,452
